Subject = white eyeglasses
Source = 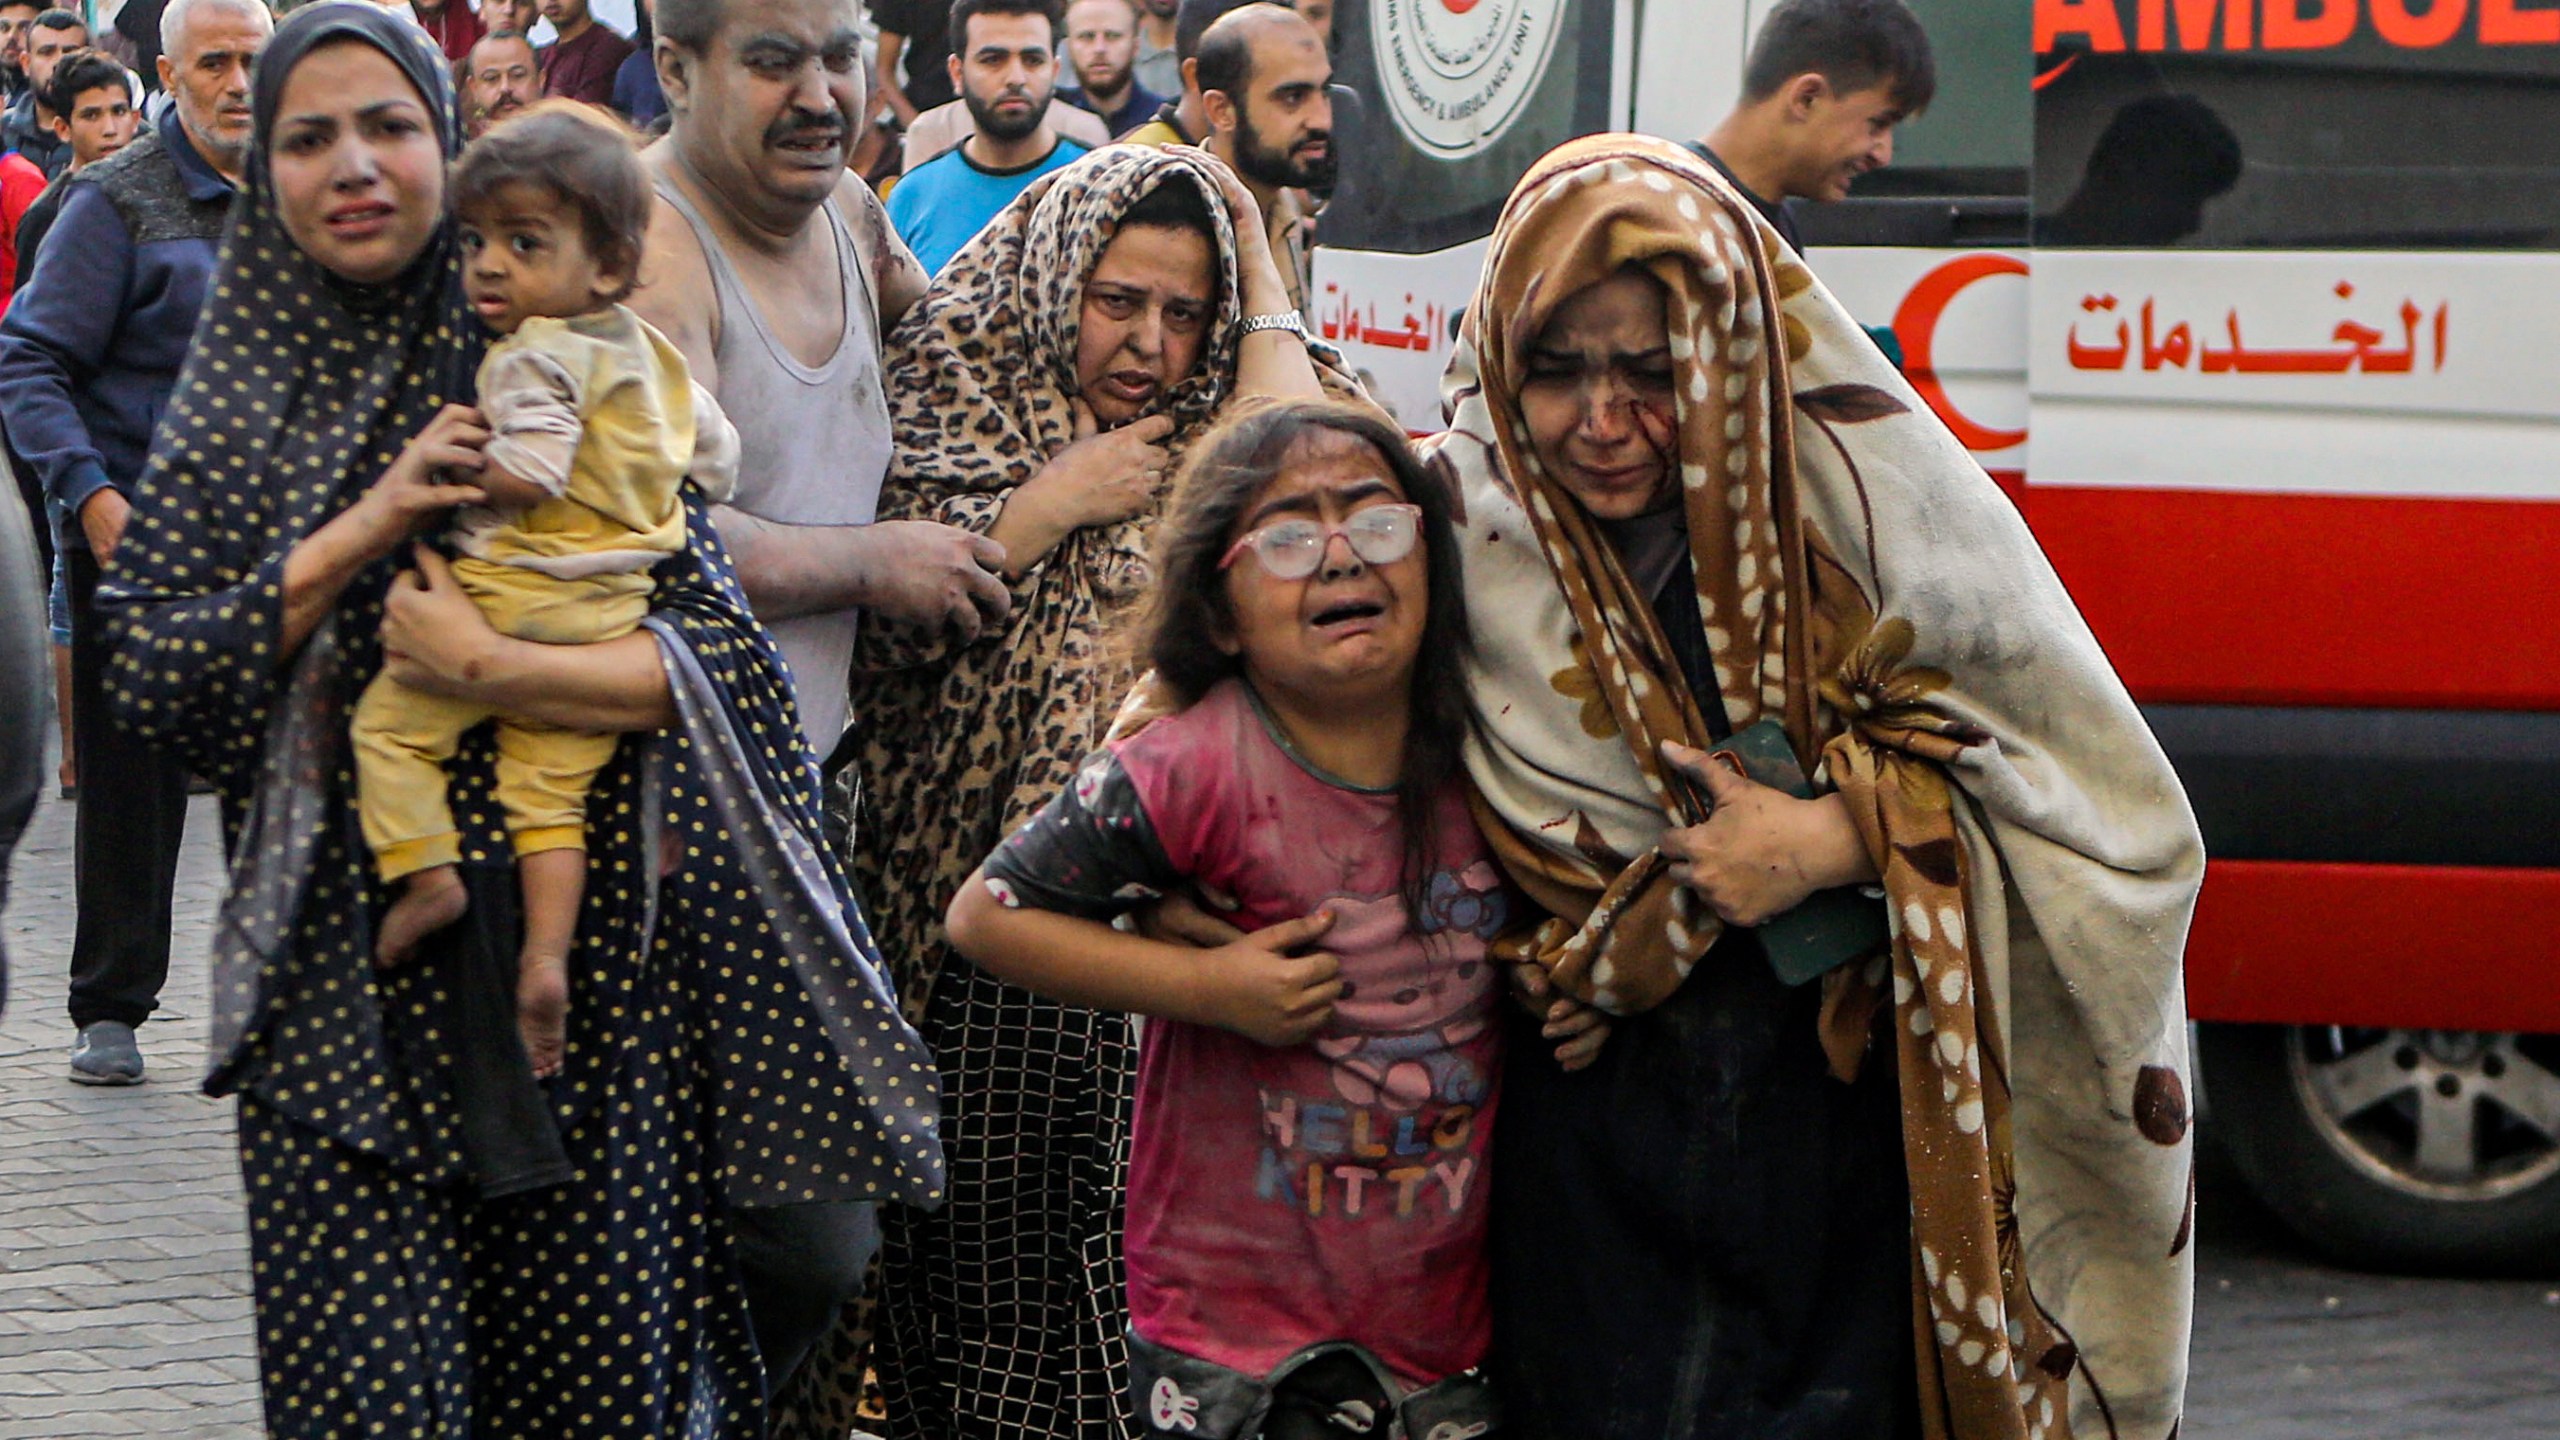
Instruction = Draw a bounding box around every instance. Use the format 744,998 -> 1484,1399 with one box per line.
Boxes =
1219,503 -> 1423,580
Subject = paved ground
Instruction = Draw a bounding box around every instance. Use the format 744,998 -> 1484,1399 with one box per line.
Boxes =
2188,1140 -> 2560,1437
2,771 -> 2557,1437
0,783 -> 254,1440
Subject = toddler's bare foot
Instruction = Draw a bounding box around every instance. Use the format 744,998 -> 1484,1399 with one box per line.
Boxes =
376,866 -> 467,969
518,950 -> 568,1080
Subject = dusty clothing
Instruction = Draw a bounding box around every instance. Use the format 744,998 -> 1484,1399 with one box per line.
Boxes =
1429,136 -> 2203,1440
448,308 -> 737,584
652,177 -> 894,756
979,679 -> 1506,1390
353,308 -> 738,878
354,676 -> 620,871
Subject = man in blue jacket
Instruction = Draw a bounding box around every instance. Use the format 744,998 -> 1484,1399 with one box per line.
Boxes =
0,0 -> 270,1085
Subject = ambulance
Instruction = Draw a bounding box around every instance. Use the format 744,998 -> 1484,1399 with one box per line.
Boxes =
1316,0 -> 2560,1270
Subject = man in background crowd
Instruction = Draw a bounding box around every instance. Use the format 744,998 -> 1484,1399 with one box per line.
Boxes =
1056,0 -> 1158,137
1139,2 -> 1326,311
1691,0 -> 1933,253
889,0 -> 1088,274
463,27 -> 539,138
0,0 -> 41,105
0,0 -> 270,1087
1131,0 -> 1174,95
537,0 -> 631,105
15,49 -> 139,279
869,0 -> 952,130
896,47 -> 1106,174
1,8 -> 85,176
409,0 -> 481,66
1119,0 -> 1252,146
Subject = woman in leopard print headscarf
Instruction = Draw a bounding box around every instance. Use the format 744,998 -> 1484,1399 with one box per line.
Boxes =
773,143 -> 1365,1440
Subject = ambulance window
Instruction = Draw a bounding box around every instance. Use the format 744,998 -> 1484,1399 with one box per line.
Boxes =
1788,0 -> 2032,246
1849,0 -> 2031,202
2034,37 -> 2560,251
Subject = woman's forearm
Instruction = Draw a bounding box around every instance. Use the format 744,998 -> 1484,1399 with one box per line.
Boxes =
474,629 -> 675,732
1233,327 -> 1323,405
986,488 -> 1072,578
1802,791 -> 1883,891
277,506 -> 394,660
1234,270 -> 1322,404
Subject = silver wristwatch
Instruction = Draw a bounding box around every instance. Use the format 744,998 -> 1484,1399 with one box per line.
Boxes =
1237,310 -> 1307,340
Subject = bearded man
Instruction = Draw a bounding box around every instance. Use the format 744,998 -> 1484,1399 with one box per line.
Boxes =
1057,0 -> 1161,135
1193,3 -> 1328,312
885,0 -> 1089,276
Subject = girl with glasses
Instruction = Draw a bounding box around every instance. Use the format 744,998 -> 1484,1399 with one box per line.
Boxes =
940,398 -> 1508,1440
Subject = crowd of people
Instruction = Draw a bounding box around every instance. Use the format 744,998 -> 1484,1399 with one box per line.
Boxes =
0,1 -> 2209,1438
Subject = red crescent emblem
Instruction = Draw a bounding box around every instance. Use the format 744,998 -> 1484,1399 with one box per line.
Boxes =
1892,252 -> 2029,454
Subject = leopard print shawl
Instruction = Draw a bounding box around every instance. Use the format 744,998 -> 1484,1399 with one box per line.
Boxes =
850,143 -> 1253,1014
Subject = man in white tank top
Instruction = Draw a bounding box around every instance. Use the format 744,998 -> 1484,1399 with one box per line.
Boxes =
627,0 -> 1012,1398
633,0 -> 1011,763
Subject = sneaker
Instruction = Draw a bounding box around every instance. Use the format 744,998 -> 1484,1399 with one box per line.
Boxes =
69,1022 -> 145,1086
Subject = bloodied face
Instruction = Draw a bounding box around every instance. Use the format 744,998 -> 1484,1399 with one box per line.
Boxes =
1517,267 -> 1680,521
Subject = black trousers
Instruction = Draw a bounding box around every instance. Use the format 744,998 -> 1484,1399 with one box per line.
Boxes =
64,543 -> 191,1030
729,1198 -> 880,1398
10,445 -> 50,578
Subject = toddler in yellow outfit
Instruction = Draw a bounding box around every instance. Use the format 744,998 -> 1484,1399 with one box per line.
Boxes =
354,105 -> 737,1077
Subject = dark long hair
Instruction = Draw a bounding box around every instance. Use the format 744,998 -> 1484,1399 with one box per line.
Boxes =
1134,398 -> 1474,922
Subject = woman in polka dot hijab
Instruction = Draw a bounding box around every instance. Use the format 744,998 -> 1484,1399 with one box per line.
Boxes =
1427,134 -> 2203,1440
94,4 -> 943,1432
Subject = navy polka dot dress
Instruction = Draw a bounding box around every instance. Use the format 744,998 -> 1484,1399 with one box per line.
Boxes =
94,8 -> 944,1435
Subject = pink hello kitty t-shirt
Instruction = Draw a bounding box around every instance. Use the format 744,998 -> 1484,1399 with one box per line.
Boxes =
978,679 -> 1507,1388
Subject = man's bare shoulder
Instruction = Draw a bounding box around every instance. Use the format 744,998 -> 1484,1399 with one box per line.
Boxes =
835,169 -> 930,323
831,171 -> 894,263
633,152 -> 721,379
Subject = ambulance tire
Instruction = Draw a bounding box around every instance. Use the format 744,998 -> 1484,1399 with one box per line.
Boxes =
2200,1022 -> 2560,1276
